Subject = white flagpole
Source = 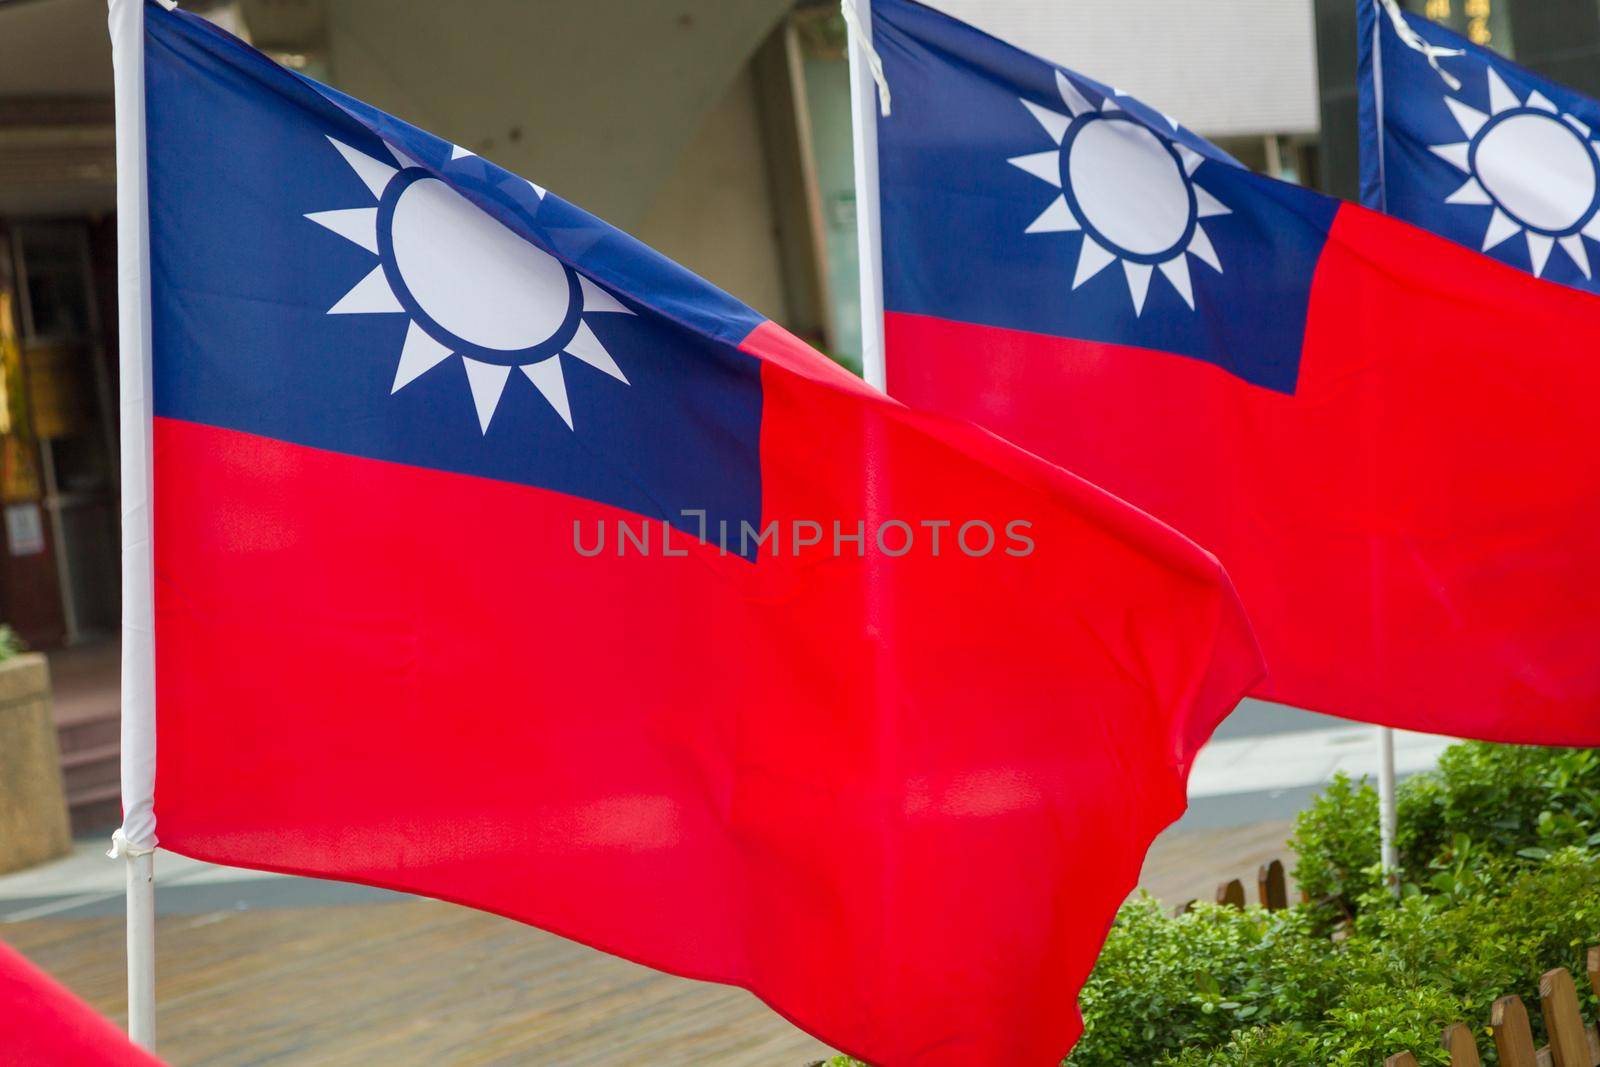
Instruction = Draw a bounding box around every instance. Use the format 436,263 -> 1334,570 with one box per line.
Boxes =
1376,725 -> 1399,896
108,0 -> 163,1048
1366,0 -> 1404,903
844,0 -> 887,391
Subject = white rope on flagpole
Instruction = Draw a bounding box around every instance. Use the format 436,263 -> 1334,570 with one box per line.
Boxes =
844,0 -> 888,392
1375,0 -> 1464,91
109,0 -> 160,1048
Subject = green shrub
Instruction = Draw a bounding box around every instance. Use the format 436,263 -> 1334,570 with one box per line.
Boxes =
1067,898 -> 1340,1066
1068,849 -> 1600,1067
0,624 -> 22,662
1290,744 -> 1600,924
1288,772 -> 1382,923
1354,849 -> 1600,1051
1066,743 -> 1600,1067
1401,743 -> 1600,865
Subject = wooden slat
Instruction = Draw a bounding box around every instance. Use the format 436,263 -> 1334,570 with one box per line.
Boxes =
1135,817 -> 1296,909
1387,1053 -> 1422,1067
1257,859 -> 1288,910
1215,878 -> 1246,909
1443,1022 -> 1483,1067
1540,968 -> 1592,1067
1494,995 -> 1544,1067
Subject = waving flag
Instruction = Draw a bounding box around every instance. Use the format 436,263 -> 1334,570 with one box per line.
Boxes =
1359,0 -> 1600,294
0,942 -> 166,1067
119,4 -> 1263,1063
874,0 -> 1600,745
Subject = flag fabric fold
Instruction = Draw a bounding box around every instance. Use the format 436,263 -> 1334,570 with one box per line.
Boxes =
1359,0 -> 1600,295
133,4 -> 1262,1062
874,0 -> 1600,746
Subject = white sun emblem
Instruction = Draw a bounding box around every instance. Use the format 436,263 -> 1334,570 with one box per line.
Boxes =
1007,71 -> 1230,316
306,138 -> 633,433
1429,66 -> 1600,279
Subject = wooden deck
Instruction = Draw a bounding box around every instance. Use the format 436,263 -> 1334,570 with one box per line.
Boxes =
2,819 -> 1295,1066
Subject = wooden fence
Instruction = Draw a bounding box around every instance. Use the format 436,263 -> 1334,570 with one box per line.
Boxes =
1385,947 -> 1600,1066
1173,856 -> 1293,916
1174,856 -> 1600,1067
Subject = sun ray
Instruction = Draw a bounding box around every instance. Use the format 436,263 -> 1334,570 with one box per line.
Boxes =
1008,151 -> 1061,187
1526,231 -> 1554,275
578,275 -> 634,316
1430,143 -> 1472,172
1564,115 -> 1592,136
1158,256 -> 1194,309
1022,100 -> 1071,144
462,358 -> 511,433
1194,187 -> 1230,218
1559,234 -> 1592,278
392,322 -> 453,393
527,179 -> 548,200
1009,87 -> 1232,318
305,208 -> 380,253
1025,196 -> 1079,233
387,142 -> 422,170
1482,207 -> 1521,251
1072,236 -> 1116,288
328,265 -> 403,315
327,137 -> 397,199
310,136 -> 630,434
521,356 -> 573,429
1444,177 -> 1492,205
564,320 -> 629,383
1443,98 -> 1488,139
1584,213 -> 1600,240
1187,224 -> 1221,271
1526,90 -> 1558,114
1121,260 -> 1152,314
1054,70 -> 1093,118
1486,67 -> 1520,114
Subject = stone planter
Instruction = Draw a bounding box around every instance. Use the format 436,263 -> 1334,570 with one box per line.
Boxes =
0,653 -> 71,873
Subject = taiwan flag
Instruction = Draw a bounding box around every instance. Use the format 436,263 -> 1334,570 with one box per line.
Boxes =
1360,0 -> 1600,295
874,0 -> 1600,745
114,2 -> 1264,1064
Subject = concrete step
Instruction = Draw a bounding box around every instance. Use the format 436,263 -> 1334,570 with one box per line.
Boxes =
54,712 -> 122,836
61,742 -> 119,796
66,782 -> 121,837
56,711 -> 119,755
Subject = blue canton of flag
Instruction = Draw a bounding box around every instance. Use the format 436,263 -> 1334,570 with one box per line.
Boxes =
873,0 -> 1336,395
146,8 -> 765,551
1360,0 -> 1600,294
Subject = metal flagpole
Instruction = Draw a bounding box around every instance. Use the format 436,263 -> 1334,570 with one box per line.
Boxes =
843,0 -> 888,391
108,0 -> 167,1048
